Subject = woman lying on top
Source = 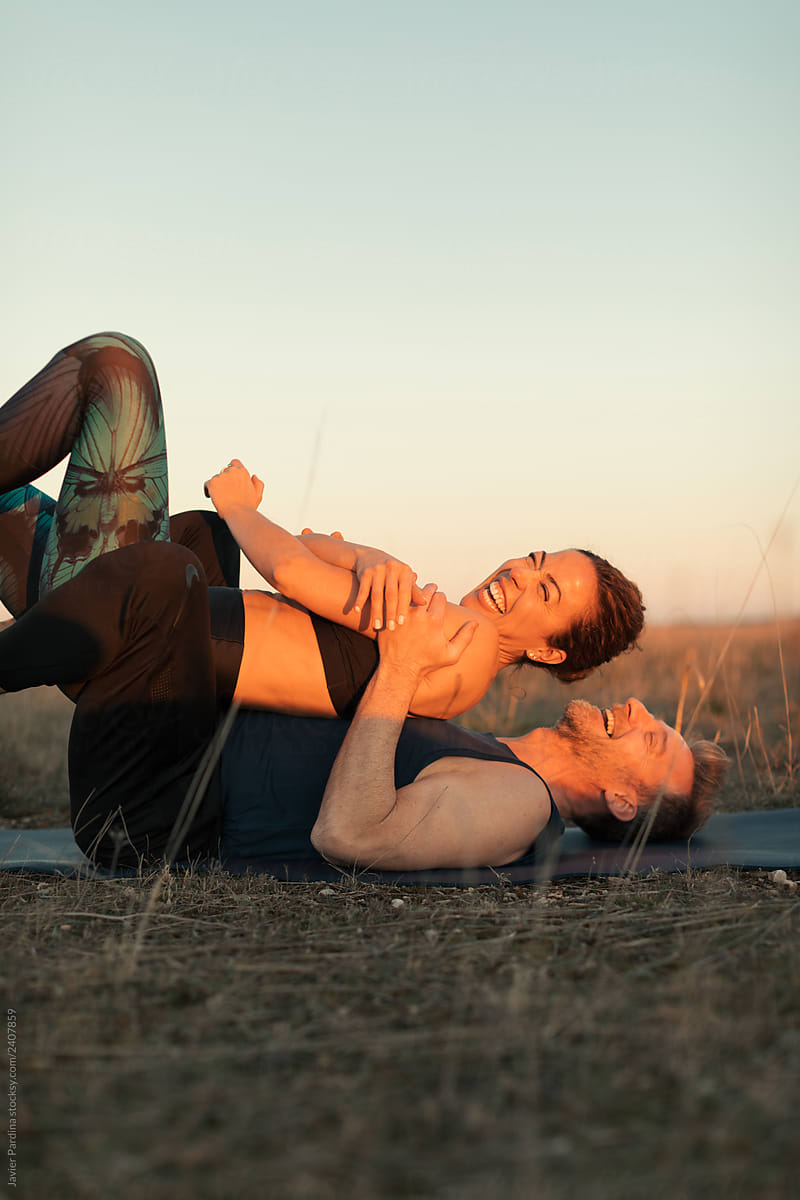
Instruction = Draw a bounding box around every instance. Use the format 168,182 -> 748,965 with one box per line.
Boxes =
0,332 -> 645,721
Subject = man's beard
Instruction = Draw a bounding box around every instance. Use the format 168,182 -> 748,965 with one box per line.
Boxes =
555,699 -> 638,793
555,699 -> 604,752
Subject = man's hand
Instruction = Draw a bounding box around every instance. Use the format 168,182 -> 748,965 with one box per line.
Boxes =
377,590 -> 477,683
203,459 -> 264,517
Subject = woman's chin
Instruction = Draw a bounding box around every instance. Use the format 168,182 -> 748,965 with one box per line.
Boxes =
459,592 -> 498,626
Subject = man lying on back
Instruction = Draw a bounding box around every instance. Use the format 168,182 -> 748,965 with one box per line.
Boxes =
221,590 -> 728,870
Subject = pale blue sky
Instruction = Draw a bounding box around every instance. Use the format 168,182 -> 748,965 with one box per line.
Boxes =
3,1 -> 798,622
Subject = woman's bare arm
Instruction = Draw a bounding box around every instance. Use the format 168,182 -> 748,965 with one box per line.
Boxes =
296,530 -> 358,570
206,461 -> 427,630
205,462 -> 368,625
205,460 -> 500,717
299,529 -> 428,630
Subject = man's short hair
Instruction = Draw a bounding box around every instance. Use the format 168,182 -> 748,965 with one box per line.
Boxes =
573,739 -> 729,843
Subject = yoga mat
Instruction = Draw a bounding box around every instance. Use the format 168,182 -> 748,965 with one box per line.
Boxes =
1,809 -> 798,885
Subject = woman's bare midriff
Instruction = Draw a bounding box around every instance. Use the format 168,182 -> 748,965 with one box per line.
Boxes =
233,590 -> 338,716
233,590 -> 502,721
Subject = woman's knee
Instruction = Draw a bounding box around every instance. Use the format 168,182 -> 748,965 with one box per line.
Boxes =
62,332 -> 159,390
127,540 -> 205,598
63,330 -> 150,359
73,542 -> 206,631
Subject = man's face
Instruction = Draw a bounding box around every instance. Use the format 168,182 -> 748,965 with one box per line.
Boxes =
556,697 -> 695,803
459,550 -> 597,658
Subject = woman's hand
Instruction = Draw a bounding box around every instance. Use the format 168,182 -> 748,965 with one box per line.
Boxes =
352,548 -> 431,632
300,529 -> 431,631
204,459 -> 264,517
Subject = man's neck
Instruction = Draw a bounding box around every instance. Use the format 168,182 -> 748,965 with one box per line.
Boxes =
499,727 -> 596,821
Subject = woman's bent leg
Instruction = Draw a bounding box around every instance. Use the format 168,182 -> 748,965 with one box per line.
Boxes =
0,542 -> 221,865
0,335 -> 244,610
0,333 -> 169,599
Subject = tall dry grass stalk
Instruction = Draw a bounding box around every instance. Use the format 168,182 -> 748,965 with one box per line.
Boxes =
683,474 -> 799,753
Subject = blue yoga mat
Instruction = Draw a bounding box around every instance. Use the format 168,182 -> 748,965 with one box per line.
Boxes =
1,809 -> 798,885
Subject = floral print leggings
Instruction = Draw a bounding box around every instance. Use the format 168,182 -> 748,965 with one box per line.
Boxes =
0,332 -> 238,616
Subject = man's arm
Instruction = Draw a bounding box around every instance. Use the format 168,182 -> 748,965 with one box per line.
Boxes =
310,594 -> 549,870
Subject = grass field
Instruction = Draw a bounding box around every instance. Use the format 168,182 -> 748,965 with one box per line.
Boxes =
2,620 -> 799,1198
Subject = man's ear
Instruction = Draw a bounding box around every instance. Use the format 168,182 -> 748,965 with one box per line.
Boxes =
603,791 -> 638,822
528,645 -> 566,666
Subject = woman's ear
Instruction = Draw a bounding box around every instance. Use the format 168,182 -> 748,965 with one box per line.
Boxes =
528,645 -> 566,666
603,791 -> 638,822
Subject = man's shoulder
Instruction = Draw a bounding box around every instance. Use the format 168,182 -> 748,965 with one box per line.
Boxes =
415,751 -> 551,837
401,754 -> 552,866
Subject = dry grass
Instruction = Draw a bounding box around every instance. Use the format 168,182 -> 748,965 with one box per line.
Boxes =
0,686 -> 71,821
1,620 -> 799,1198
4,869 -> 800,1199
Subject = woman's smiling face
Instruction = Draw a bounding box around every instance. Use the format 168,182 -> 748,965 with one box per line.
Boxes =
459,550 -> 598,662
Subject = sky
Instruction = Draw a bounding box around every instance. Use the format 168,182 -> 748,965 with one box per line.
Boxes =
3,1 -> 798,624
